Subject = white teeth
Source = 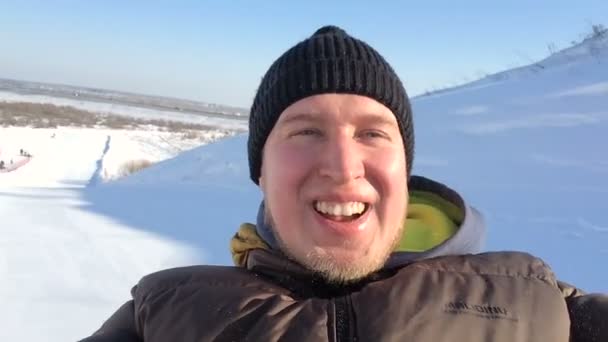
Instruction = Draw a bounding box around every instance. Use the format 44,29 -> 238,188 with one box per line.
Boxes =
314,201 -> 366,217
356,202 -> 364,213
342,204 -> 353,216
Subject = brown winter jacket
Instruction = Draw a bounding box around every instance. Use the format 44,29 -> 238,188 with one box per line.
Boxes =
80,249 -> 607,342
80,177 -> 608,341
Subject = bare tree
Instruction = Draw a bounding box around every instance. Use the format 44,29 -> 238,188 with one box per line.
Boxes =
547,42 -> 558,55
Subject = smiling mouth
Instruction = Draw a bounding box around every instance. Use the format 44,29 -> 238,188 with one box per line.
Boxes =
313,200 -> 371,222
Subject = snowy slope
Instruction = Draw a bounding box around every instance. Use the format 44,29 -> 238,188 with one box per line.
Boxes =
85,134 -> 260,268
412,34 -> 608,291
1,34 -> 607,341
0,127 -> 222,341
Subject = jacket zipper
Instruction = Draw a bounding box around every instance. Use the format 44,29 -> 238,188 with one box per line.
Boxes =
335,295 -> 356,342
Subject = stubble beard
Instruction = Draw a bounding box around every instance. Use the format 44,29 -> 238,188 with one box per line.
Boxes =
265,205 -> 405,284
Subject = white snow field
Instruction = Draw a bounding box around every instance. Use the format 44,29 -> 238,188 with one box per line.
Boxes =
1,34 -> 607,341
0,127 -> 232,341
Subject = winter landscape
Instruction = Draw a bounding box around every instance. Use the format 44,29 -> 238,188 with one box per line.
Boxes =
1,30 -> 607,342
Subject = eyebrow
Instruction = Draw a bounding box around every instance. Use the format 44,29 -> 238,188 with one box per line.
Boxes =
279,112 -> 322,125
357,113 -> 399,127
279,112 -> 398,127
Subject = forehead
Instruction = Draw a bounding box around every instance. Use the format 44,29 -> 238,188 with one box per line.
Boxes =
277,94 -> 398,126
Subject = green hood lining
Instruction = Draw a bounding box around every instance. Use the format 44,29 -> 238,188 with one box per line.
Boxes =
398,190 -> 464,252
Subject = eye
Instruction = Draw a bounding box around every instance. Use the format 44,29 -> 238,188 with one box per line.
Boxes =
292,128 -> 322,137
359,130 -> 389,140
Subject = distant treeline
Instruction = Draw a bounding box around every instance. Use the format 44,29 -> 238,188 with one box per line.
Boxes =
0,101 -> 229,133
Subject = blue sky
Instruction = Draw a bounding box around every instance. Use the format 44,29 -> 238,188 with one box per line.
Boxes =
1,1 -> 607,107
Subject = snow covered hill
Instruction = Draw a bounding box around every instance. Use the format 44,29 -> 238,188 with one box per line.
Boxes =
1,33 -> 607,341
411,35 -> 608,286
0,127 -> 233,341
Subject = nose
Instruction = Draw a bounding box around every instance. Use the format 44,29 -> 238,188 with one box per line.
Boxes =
318,133 -> 364,183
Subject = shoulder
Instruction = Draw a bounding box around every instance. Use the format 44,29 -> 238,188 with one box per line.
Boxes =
567,292 -> 608,341
408,251 -> 559,286
132,264 -> 279,299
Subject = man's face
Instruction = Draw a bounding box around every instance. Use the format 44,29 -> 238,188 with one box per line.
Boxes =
259,94 -> 408,283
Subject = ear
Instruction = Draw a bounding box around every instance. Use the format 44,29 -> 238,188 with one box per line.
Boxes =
259,174 -> 265,191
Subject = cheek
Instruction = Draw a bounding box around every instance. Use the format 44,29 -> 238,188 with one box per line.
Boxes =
368,149 -> 408,209
262,143 -> 318,242
262,143 -> 318,198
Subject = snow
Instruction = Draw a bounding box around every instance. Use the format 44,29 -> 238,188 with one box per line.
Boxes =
412,34 -> 608,296
1,34 -> 607,341
452,105 -> 489,116
0,186 -> 198,341
549,81 -> 608,97
0,127 -> 229,341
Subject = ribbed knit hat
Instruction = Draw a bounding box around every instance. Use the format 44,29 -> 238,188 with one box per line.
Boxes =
248,25 -> 414,184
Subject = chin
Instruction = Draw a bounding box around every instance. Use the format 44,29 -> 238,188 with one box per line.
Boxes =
300,246 -> 387,284
324,246 -> 369,262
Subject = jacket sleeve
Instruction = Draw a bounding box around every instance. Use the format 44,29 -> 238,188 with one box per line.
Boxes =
78,300 -> 142,342
559,281 -> 608,342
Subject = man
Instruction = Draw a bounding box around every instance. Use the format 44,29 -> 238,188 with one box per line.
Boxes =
81,26 -> 607,342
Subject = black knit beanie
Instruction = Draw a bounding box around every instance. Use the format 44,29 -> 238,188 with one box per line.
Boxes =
248,25 -> 414,184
